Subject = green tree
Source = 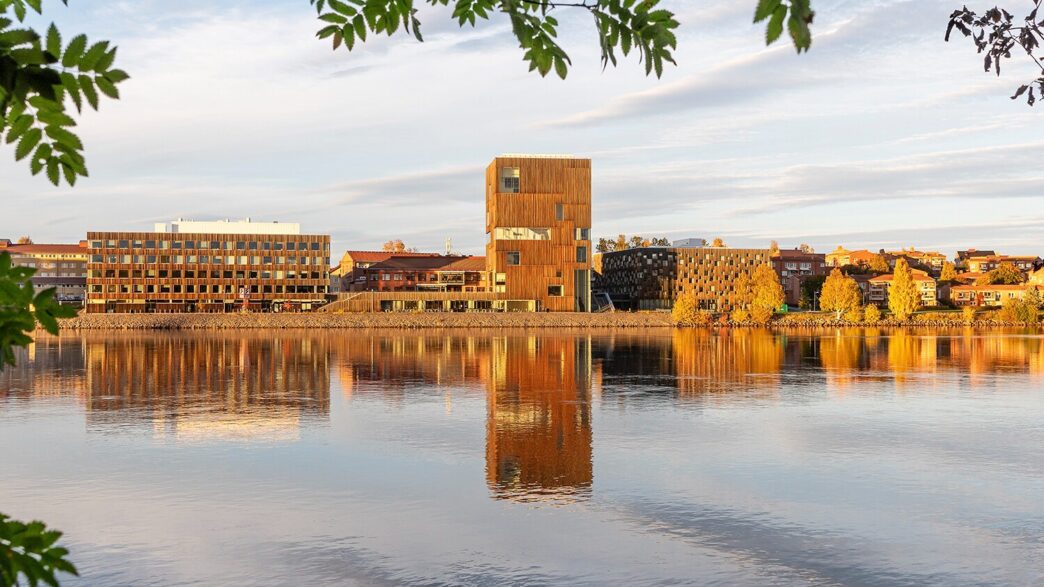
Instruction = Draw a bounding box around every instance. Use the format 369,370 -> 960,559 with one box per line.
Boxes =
749,263 -> 783,324
1,0 -> 128,185
887,258 -> 920,322
819,267 -> 862,320
0,512 -> 78,586
798,275 -> 826,309
313,0 -> 815,80
939,261 -> 958,282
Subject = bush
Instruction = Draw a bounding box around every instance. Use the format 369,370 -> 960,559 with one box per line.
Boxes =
997,298 -> 1038,323
863,304 -> 881,324
749,305 -> 773,324
730,308 -> 750,323
843,306 -> 863,324
672,292 -> 713,326
962,306 -> 976,324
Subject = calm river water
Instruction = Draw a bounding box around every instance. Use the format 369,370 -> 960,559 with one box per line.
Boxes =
1,329 -> 1043,586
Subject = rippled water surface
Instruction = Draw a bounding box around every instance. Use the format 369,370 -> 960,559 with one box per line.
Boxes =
2,328 -> 1043,586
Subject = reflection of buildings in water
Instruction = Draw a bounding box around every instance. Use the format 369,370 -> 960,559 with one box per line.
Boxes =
82,332 -> 329,440
0,336 -> 87,401
486,335 -> 594,501
330,332 -> 493,402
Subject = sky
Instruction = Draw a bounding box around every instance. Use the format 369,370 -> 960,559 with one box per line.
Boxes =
2,0 -> 1043,257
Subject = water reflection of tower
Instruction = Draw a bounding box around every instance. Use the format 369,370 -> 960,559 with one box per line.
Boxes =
485,335 -> 593,501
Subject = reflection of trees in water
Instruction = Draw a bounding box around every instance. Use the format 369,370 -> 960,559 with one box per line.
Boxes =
0,337 -> 87,401
670,329 -> 784,397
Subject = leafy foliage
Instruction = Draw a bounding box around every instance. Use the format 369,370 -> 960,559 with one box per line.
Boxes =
0,511 -> 78,586
312,0 -> 679,79
887,258 -> 920,322
671,290 -> 711,326
749,263 -> 783,324
0,252 -> 76,370
939,261 -> 958,282
863,303 -> 881,324
595,234 -> 670,253
819,267 -> 861,319
997,296 -> 1038,323
0,0 -> 128,185
946,2 -> 1044,105
975,261 -> 1026,285
867,254 -> 891,274
753,0 -> 814,52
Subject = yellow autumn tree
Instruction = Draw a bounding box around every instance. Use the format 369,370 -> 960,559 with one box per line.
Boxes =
819,268 -> 862,320
672,291 -> 711,326
939,261 -> 958,282
749,263 -> 784,324
888,258 -> 920,322
868,254 -> 891,274
711,237 -> 725,247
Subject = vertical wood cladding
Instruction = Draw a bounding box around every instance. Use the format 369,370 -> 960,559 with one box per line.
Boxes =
600,247 -> 771,311
85,231 -> 330,312
485,156 -> 592,312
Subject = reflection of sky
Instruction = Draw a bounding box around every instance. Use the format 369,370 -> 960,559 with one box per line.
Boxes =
1,331 -> 1043,585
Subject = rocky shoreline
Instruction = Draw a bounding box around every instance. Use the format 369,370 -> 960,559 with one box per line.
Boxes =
55,311 -> 1042,331
58,312 -> 676,330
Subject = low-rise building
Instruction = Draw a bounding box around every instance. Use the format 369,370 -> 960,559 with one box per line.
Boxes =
335,250 -> 442,291
86,219 -> 330,313
771,248 -> 828,306
888,249 -> 948,275
966,254 -> 1042,274
868,270 -> 938,307
950,284 -> 1033,307
354,255 -> 487,293
600,245 -> 772,311
0,239 -> 89,301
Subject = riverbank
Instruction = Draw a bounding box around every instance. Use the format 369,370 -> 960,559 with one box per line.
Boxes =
58,312 -> 676,330
56,311 -> 1042,330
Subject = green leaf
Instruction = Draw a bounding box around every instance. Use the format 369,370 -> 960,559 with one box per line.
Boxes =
754,0 -> 781,22
104,68 -> 130,83
94,76 -> 119,99
46,157 -> 60,186
44,125 -> 83,150
78,75 -> 99,110
60,72 -> 82,112
78,41 -> 110,71
766,5 -> 786,44
5,115 -> 33,144
62,34 -> 87,67
45,22 -> 61,56
15,127 -> 42,161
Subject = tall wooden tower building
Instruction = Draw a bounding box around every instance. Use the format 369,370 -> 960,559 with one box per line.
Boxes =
485,155 -> 592,312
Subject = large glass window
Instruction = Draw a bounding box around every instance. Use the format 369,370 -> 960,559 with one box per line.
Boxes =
499,167 -> 520,193
575,227 -> 590,240
548,285 -> 564,297
494,227 -> 550,241
576,246 -> 588,263
507,251 -> 520,266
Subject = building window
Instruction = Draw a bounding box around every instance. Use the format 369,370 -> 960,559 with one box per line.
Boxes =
506,251 -> 520,266
548,285 -> 564,297
494,227 -> 550,241
555,203 -> 564,221
499,167 -> 520,193
576,246 -> 587,263
575,227 -> 590,240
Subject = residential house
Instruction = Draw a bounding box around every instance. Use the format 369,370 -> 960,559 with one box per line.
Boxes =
0,239 -> 89,301
868,270 -> 938,307
771,248 -> 828,306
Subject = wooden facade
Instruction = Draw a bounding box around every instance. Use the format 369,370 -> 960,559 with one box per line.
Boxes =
485,156 -> 592,312
86,231 -> 330,313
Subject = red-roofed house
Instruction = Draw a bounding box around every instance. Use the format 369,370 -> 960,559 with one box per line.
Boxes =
0,239 -> 89,301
